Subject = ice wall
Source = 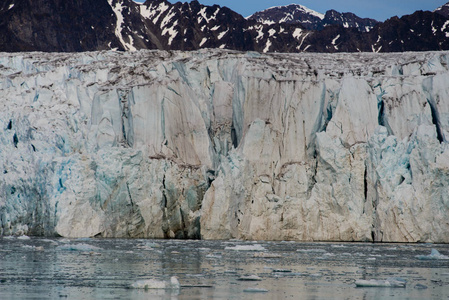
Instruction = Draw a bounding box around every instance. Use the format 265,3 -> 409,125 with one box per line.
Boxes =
1,50 -> 449,242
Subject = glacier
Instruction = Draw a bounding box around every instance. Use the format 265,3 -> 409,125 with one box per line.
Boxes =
1,49 -> 449,242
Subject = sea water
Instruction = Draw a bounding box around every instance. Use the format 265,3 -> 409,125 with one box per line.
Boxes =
0,237 -> 448,299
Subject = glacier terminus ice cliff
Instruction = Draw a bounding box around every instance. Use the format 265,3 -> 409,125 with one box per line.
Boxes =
1,49 -> 449,243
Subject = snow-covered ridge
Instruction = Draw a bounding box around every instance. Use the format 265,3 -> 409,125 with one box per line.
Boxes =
0,0 -> 448,53
108,0 -> 137,51
2,49 -> 449,243
247,3 -> 325,20
247,3 -> 378,33
434,1 -> 449,18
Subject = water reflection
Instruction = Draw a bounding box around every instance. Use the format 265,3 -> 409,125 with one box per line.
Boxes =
0,238 -> 448,299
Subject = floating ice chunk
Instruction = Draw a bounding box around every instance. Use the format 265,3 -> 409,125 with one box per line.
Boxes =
243,288 -> 268,293
17,235 -> 31,240
80,251 -> 101,256
57,243 -> 103,252
317,252 -> 336,259
225,244 -> 266,251
272,269 -> 292,273
40,239 -> 58,245
22,245 -> 44,251
331,244 -> 347,248
237,275 -> 263,281
355,277 -> 406,288
414,284 -> 428,289
297,248 -> 326,253
130,276 -> 180,290
253,252 -> 282,258
416,249 -> 449,260
205,254 -> 222,259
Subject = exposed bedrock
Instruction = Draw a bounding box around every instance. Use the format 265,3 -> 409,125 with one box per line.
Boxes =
1,50 -> 449,242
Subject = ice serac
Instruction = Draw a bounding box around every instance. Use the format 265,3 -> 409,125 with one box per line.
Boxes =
1,50 -> 449,243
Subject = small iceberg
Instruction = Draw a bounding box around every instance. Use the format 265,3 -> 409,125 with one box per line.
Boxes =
237,275 -> 263,281
130,276 -> 180,290
416,249 -> 449,260
272,269 -> 292,273
414,284 -> 428,290
297,248 -> 326,253
17,235 -> 31,240
355,277 -> 406,288
225,244 -> 266,251
253,252 -> 282,258
56,243 -> 102,252
243,288 -> 268,293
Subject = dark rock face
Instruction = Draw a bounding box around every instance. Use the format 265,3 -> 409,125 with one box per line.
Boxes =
248,5 -> 379,32
0,0 -> 122,51
435,2 -> 449,18
248,4 -> 325,30
304,11 -> 449,53
323,10 -> 378,32
0,0 -> 448,53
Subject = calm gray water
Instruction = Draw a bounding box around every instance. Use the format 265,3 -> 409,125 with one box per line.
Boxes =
0,237 -> 448,299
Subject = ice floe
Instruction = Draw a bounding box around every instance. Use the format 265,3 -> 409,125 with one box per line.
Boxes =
416,249 -> 449,260
414,284 -> 428,289
272,269 -> 292,273
253,252 -> 282,258
130,276 -> 180,290
225,244 -> 266,251
243,288 -> 268,293
297,248 -> 326,253
237,275 -> 263,281
355,277 -> 406,288
56,243 -> 103,252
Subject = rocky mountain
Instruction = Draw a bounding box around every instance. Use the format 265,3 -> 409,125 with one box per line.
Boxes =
1,49 -> 449,242
248,4 -> 378,32
247,4 -> 325,28
435,2 -> 449,18
0,0 -> 448,53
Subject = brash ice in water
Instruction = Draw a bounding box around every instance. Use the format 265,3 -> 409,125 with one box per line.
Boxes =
1,237 -> 449,299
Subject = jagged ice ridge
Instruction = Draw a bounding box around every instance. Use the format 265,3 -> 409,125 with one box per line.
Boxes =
1,49 -> 449,242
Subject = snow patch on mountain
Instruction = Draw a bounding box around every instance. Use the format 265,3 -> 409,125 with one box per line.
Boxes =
108,0 -> 137,51
248,4 -> 324,20
263,39 -> 272,52
198,7 -> 220,23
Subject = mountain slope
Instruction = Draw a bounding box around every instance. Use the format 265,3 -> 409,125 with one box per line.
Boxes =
435,1 -> 449,18
0,0 -> 448,53
0,0 -> 122,51
248,4 -> 378,32
247,4 -> 325,28
304,10 -> 449,53
323,9 -> 378,32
